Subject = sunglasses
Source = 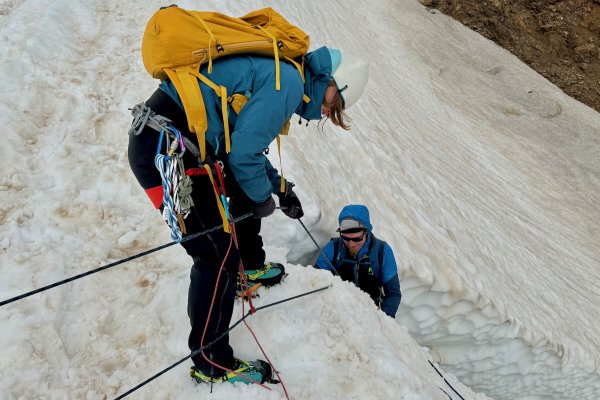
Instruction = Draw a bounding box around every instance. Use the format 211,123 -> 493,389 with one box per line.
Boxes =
340,231 -> 366,243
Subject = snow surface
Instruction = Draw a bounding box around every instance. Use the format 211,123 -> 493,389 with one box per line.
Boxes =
1,0 -> 599,399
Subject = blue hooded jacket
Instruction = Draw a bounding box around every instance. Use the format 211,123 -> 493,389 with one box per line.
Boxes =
315,205 -> 402,317
159,46 -> 333,203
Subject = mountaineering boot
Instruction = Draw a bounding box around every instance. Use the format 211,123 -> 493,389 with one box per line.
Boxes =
236,262 -> 286,299
242,262 -> 286,287
190,358 -> 274,384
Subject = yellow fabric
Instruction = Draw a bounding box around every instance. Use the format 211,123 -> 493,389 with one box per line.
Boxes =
229,93 -> 249,114
283,56 -> 310,104
164,67 -> 208,161
279,120 -> 291,136
276,135 -> 286,193
255,25 -> 281,90
142,6 -> 309,80
141,5 -> 310,162
219,86 -> 231,153
190,13 -> 216,73
203,164 -> 231,234
177,214 -> 187,235
187,70 -> 232,156
278,120 -> 292,192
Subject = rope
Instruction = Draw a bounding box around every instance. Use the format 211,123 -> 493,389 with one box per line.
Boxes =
195,169 -> 289,397
233,220 -> 290,398
176,170 -> 194,212
439,387 -> 453,399
0,213 -> 253,308
113,285 -> 330,400
155,153 -> 182,242
155,126 -> 193,242
297,218 -> 465,400
428,360 -> 465,400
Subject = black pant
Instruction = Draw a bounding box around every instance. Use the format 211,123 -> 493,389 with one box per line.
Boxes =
128,88 -> 267,374
184,171 -> 264,373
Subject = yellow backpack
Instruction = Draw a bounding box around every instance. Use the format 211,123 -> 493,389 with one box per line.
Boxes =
141,5 -> 310,163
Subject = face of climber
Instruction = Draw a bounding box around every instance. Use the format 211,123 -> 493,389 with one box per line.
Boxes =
321,83 -> 339,118
340,229 -> 367,256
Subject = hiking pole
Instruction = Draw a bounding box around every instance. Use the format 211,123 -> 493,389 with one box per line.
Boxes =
296,217 -> 341,277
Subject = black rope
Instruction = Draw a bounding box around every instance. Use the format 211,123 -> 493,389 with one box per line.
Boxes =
439,387 -> 453,399
0,213 -> 254,307
114,284 -> 331,399
296,218 -> 341,276
428,360 -> 465,400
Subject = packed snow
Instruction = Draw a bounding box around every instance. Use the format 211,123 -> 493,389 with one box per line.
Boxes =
1,0 -> 599,399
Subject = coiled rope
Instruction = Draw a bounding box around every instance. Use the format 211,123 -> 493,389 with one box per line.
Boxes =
154,125 -> 194,242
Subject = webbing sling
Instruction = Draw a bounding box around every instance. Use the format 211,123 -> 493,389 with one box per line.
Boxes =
203,162 -> 231,233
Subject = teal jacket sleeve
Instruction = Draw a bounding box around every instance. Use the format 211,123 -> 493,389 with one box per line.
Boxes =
265,157 -> 284,194
227,62 -> 304,203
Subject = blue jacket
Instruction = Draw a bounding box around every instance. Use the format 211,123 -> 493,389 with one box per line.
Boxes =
159,46 -> 333,203
315,205 -> 402,317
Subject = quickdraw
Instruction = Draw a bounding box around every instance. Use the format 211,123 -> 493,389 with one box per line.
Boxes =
154,125 -> 194,242
131,103 -> 232,235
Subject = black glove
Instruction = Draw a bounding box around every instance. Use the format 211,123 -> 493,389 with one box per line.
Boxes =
277,182 -> 304,219
253,197 -> 276,218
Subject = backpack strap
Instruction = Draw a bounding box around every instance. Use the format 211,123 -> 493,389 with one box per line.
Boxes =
331,237 -> 343,271
164,67 -> 210,161
367,234 -> 385,282
189,69 -> 232,155
284,56 -> 311,104
255,25 -> 282,90
166,58 -> 308,189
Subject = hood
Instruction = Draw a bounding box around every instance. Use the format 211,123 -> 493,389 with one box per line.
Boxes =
296,46 -> 333,120
337,204 -> 373,232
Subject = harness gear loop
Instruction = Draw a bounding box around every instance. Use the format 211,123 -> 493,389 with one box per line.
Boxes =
130,103 -> 203,157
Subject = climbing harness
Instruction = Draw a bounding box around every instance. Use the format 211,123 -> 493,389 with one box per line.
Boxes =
129,103 -> 202,157
130,103 -> 232,234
